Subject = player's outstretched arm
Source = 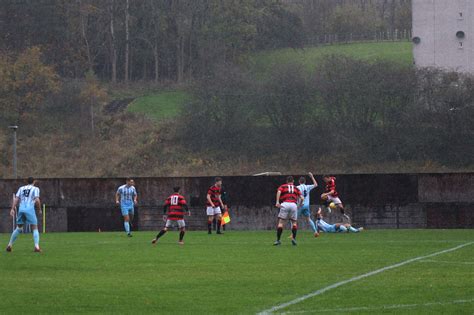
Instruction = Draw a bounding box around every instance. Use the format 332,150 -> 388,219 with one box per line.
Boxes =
115,191 -> 120,205
298,195 -> 304,207
316,207 -> 323,219
309,172 -> 318,187
35,197 -> 42,216
275,190 -> 282,208
10,196 -> 19,216
183,204 -> 191,216
133,190 -> 138,205
206,193 -> 215,208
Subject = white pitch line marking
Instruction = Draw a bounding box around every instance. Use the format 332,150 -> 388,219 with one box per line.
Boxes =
257,242 -> 474,315
418,259 -> 474,265
279,299 -> 474,314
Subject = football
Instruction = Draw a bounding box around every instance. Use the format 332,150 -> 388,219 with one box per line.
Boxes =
329,202 -> 337,209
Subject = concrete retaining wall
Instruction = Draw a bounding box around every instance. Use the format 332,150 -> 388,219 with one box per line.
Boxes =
0,173 -> 472,232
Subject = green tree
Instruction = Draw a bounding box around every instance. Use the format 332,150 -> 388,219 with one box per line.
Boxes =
258,62 -> 312,137
255,1 -> 305,49
79,70 -> 108,133
0,47 -> 60,124
313,55 -> 416,160
183,63 -> 256,150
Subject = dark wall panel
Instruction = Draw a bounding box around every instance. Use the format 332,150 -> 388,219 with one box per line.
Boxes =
426,203 -> 474,228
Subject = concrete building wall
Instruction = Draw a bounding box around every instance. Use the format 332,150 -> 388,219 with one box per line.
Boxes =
0,173 -> 472,233
413,0 -> 474,72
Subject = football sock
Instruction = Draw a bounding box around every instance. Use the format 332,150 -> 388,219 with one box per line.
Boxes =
8,227 -> 22,246
349,226 -> 359,233
308,219 -> 317,233
33,229 -> 40,247
217,220 -> 222,232
338,225 -> 348,232
156,230 -> 166,239
276,227 -> 283,241
207,220 -> 212,233
124,222 -> 130,234
292,225 -> 297,239
179,231 -> 185,241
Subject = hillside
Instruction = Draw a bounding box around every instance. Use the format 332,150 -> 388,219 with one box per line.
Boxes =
3,41 -> 471,178
129,42 -> 413,121
251,41 -> 412,73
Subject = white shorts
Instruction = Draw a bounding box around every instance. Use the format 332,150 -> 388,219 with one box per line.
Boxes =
278,202 -> 298,221
206,206 -> 222,216
328,196 -> 342,205
165,220 -> 186,229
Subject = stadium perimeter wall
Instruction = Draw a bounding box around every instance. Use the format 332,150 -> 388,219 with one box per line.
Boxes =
0,173 -> 473,233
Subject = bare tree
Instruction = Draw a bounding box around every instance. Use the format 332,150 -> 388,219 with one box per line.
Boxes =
124,0 -> 130,82
109,0 -> 117,83
78,0 -> 93,72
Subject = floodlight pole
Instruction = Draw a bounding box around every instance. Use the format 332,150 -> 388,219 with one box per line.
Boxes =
8,125 -> 18,179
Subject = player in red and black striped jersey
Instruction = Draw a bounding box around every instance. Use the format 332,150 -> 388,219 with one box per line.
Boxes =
274,176 -> 304,246
321,175 -> 350,221
206,177 -> 225,234
152,186 -> 190,245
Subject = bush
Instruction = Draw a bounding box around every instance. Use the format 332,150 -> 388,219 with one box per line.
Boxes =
312,55 -> 416,161
182,64 -> 257,151
182,55 -> 473,169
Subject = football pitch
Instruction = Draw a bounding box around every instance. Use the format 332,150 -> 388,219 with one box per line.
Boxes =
1,230 -> 473,314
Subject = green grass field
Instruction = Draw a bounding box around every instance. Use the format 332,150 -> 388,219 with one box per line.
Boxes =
127,91 -> 190,122
1,230 -> 473,314
251,41 -> 413,73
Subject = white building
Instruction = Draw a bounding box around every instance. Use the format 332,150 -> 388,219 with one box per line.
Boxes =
412,0 -> 474,72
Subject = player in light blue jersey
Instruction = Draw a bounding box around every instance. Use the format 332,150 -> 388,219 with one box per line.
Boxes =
115,178 -> 138,237
6,177 -> 42,252
297,172 -> 318,236
314,208 -> 363,237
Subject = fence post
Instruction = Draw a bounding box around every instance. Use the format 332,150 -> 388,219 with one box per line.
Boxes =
396,206 -> 400,229
42,204 -> 46,234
